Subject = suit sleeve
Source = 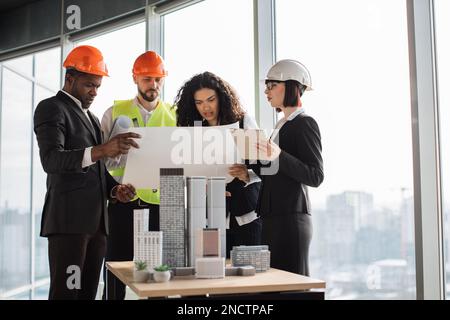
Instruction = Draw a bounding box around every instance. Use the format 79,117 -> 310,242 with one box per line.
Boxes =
226,178 -> 261,216
248,158 -> 276,178
105,167 -> 118,198
34,100 -> 85,174
278,117 -> 324,187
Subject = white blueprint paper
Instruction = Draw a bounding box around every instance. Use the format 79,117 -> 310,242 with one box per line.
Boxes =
122,125 -> 242,189
230,128 -> 269,160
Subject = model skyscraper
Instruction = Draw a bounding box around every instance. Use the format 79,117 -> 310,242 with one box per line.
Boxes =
160,168 -> 186,267
207,177 -> 226,258
186,176 -> 207,266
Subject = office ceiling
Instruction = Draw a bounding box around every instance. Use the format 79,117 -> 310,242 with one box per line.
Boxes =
0,0 -> 38,13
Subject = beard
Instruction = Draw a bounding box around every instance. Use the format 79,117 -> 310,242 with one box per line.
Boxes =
138,87 -> 158,102
72,79 -> 93,109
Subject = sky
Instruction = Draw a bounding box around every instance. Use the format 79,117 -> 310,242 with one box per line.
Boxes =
276,0 -> 414,209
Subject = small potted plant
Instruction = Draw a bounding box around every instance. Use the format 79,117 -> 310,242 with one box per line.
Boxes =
133,260 -> 149,282
153,264 -> 171,283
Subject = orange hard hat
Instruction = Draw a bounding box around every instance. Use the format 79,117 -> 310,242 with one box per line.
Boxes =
132,51 -> 167,77
63,45 -> 109,77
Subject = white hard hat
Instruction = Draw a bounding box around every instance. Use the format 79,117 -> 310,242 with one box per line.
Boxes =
265,59 -> 313,90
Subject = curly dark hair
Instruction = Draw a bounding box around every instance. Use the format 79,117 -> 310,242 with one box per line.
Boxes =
174,71 -> 245,126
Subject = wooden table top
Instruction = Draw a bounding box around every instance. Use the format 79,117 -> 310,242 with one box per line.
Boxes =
106,261 -> 326,298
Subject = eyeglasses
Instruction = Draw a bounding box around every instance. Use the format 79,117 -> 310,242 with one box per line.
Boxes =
265,81 -> 281,91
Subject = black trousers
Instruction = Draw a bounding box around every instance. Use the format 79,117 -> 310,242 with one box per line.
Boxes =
226,217 -> 262,258
102,200 -> 159,300
47,227 -> 106,300
261,213 -> 312,276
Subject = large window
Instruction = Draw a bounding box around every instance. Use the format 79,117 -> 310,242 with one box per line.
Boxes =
0,69 -> 32,296
32,48 -> 62,284
275,0 -> 415,299
2,55 -> 33,78
435,0 -> 450,299
163,0 -> 255,118
0,47 -> 60,299
3,0 -> 450,300
76,22 -> 146,120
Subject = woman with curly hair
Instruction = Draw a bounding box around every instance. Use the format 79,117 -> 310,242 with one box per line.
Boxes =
174,71 -> 261,258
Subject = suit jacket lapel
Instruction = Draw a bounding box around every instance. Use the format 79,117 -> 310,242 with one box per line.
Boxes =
87,110 -> 103,143
56,91 -> 98,144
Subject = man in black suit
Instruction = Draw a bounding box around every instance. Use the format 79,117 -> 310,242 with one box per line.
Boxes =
33,45 -> 140,300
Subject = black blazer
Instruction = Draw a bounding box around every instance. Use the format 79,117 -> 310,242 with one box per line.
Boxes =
226,178 -> 260,218
34,91 -> 117,236
253,113 -> 323,217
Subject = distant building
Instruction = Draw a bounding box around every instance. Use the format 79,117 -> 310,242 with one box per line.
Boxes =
133,209 -> 162,270
366,259 -> 408,291
317,192 -> 363,268
160,168 -> 186,267
327,191 -> 374,231
1,207 -> 33,287
400,194 -> 414,259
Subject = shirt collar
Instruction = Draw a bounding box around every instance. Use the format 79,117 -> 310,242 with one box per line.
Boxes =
60,90 -> 86,113
133,96 -> 159,114
285,107 -> 305,121
274,107 -> 305,130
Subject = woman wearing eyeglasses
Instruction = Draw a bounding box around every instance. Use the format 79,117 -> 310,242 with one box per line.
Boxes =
247,59 -> 324,276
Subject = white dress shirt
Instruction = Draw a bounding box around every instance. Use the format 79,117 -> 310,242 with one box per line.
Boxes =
60,90 -> 95,168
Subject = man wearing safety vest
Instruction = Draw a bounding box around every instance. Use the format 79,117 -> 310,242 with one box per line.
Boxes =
101,51 -> 176,300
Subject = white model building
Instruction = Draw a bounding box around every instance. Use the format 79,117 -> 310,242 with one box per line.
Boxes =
206,177 -> 226,258
133,209 -> 162,270
231,245 -> 271,272
159,168 -> 186,267
195,257 -> 225,279
186,176 -> 207,266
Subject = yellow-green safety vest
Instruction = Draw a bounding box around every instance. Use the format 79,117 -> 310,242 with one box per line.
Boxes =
109,99 -> 177,204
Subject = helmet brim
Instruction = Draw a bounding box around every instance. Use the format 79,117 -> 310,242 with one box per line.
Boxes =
133,72 -> 168,78
261,78 -> 313,91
